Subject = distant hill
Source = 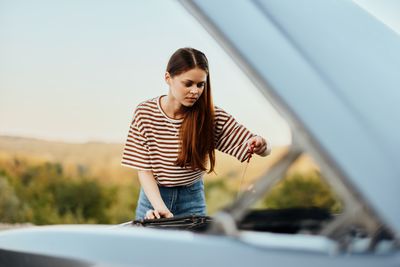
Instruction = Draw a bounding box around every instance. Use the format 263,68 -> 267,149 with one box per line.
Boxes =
0,135 -> 318,186
0,135 -> 134,185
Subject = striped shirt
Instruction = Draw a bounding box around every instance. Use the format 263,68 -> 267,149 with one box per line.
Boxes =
121,95 -> 257,187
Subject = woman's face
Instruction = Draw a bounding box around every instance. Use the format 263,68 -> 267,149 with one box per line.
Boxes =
165,67 -> 207,107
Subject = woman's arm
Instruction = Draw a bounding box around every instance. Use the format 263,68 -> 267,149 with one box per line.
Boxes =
137,170 -> 173,219
214,106 -> 271,162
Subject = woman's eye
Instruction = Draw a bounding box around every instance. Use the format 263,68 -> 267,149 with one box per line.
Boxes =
183,82 -> 204,88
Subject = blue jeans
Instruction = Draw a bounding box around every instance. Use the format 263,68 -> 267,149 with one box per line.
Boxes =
135,178 -> 207,220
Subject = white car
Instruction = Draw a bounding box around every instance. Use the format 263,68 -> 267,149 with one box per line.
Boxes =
0,1 -> 399,266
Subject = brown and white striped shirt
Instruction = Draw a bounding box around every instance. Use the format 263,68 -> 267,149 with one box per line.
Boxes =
121,95 -> 257,187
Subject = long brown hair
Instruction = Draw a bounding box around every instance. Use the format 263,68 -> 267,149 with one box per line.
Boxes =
166,47 -> 215,173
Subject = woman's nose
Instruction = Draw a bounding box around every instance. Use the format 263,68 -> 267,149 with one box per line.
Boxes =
189,86 -> 199,94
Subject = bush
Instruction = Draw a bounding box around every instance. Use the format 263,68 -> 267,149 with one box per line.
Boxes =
0,162 -> 117,224
0,176 -> 21,222
261,171 -> 342,213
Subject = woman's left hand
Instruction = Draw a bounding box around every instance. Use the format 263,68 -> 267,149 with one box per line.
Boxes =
247,136 -> 270,157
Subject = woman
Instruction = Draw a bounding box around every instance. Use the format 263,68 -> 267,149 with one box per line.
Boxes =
121,47 -> 271,220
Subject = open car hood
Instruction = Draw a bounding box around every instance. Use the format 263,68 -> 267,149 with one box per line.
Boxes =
178,0 -> 400,238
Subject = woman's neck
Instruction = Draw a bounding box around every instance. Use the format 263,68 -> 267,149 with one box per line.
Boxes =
161,94 -> 185,120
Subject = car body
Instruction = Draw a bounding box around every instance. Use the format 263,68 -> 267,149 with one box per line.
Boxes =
0,0 -> 399,266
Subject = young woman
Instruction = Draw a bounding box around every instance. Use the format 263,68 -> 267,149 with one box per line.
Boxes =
121,47 -> 271,220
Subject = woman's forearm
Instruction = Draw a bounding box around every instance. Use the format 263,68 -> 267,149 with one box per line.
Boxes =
137,170 -> 168,211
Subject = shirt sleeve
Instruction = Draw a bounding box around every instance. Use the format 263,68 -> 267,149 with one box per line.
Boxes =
121,106 -> 152,171
214,107 -> 257,162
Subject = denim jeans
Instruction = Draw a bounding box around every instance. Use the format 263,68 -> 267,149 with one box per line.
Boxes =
135,178 -> 207,220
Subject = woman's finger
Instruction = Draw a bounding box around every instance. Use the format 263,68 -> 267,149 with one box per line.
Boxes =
254,144 -> 266,155
250,136 -> 264,148
153,210 -> 161,219
252,141 -> 263,150
255,138 -> 262,147
259,144 -> 267,154
145,209 -> 155,219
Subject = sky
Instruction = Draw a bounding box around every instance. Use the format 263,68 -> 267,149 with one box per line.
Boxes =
1,0 -> 399,146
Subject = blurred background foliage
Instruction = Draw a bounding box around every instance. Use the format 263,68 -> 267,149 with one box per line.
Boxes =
0,136 -> 341,225
204,169 -> 342,215
0,161 -> 138,224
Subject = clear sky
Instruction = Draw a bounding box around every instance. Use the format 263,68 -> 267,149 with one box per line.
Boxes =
1,0 -> 399,145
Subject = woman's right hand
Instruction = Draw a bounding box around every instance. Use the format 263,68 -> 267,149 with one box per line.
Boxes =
144,209 -> 174,220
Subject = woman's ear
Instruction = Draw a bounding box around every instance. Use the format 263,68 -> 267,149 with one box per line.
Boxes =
165,72 -> 171,85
